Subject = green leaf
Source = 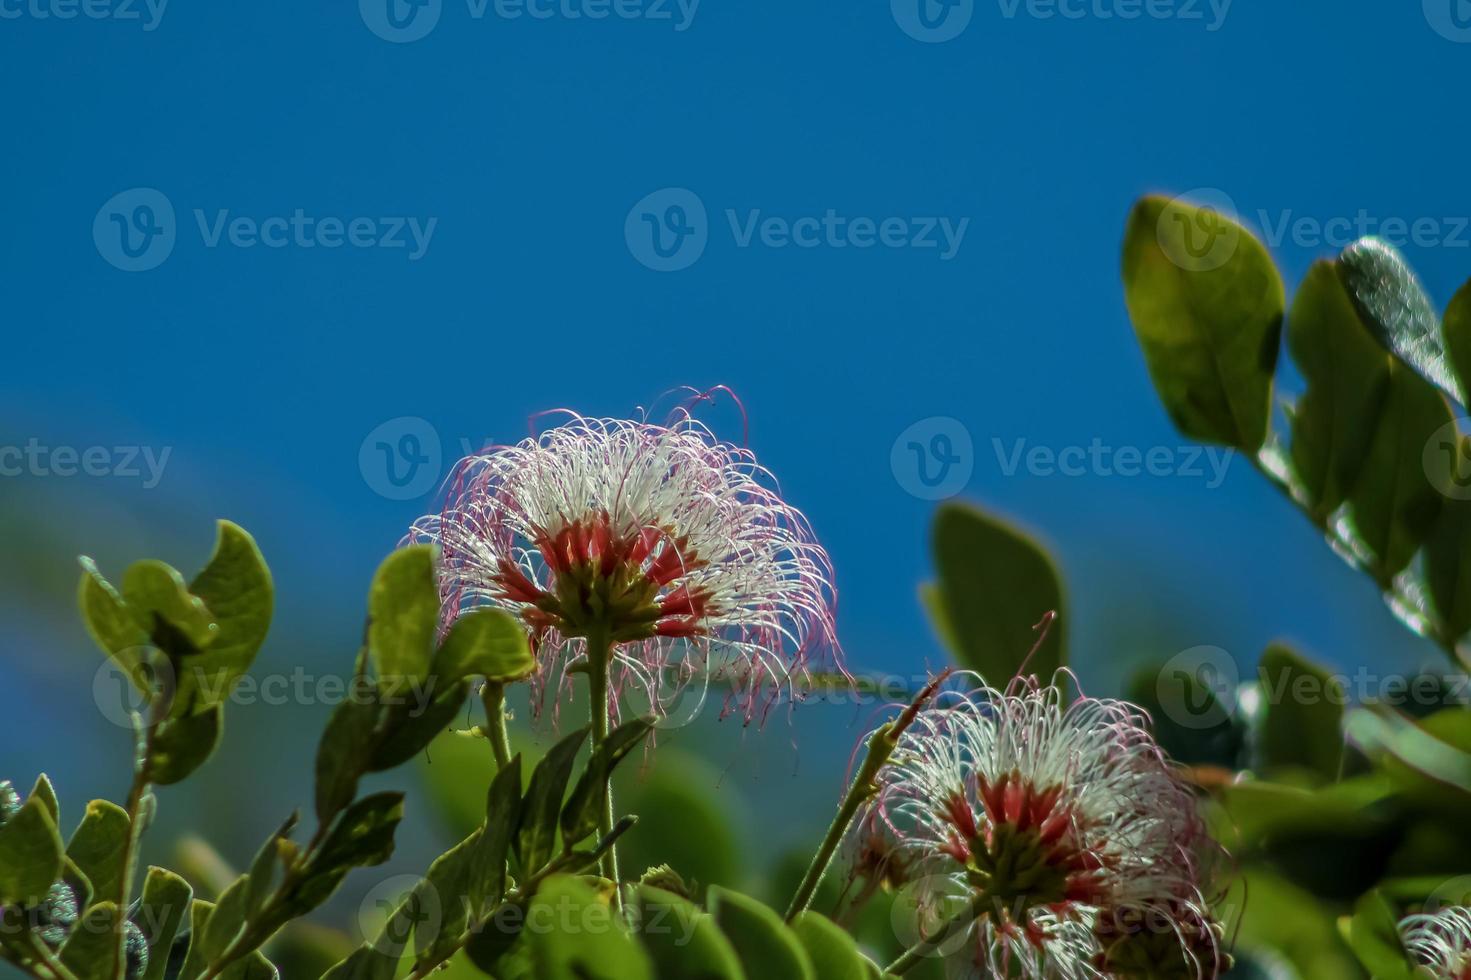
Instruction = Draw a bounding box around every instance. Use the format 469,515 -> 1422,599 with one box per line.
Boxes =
562,715 -> 655,846
121,559 -> 218,653
631,885 -> 744,980
65,800 -> 131,905
137,867 -> 192,980
59,901 -> 123,980
1122,194 -> 1285,450
708,887 -> 814,980
464,901 -> 527,976
29,774 -> 60,828
177,899 -> 217,980
791,912 -> 866,980
524,876 -> 652,980
1256,644 -> 1346,781
245,815 -> 297,916
1338,237 -> 1463,405
1426,494 -> 1471,644
149,704 -> 225,785
1346,363 -> 1453,585
185,521 -> 274,713
516,726 -> 588,874
317,792 -> 405,872
199,876 -> 252,965
407,832 -> 481,967
0,797 -> 64,906
367,679 -> 470,773
470,755 -> 522,914
436,608 -> 535,683
368,546 -> 440,695
1444,277 -> 1471,403
320,944 -> 397,980
1346,707 -> 1471,798
1345,890 -> 1417,980
78,558 -> 147,676
314,690 -> 382,825
1285,260 -> 1393,521
928,502 -> 1065,683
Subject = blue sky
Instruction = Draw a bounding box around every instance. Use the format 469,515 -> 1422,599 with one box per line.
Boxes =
3,0 -> 1471,863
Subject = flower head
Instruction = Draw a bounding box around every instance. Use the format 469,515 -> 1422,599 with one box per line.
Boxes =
407,411 -> 840,724
865,675 -> 1221,978
1401,906 -> 1471,979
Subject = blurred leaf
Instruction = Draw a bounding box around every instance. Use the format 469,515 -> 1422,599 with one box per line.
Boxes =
1122,195 -> 1284,450
59,901 -> 122,980
1346,363 -> 1452,586
1345,890 -> 1417,980
121,559 -> 218,653
709,887 -> 813,980
525,876 -> 651,980
1445,277 -> 1471,402
562,715 -> 655,847
791,911 -> 866,980
0,797 -> 64,906
463,900 -> 526,977
630,885 -> 744,980
1256,644 -> 1345,781
1285,260 -> 1392,521
1425,493 -> 1471,644
1125,665 -> 1243,769
1348,706 -> 1471,800
149,704 -> 225,785
470,755 -> 522,914
1226,870 -> 1360,980
137,867 -> 192,980
320,943 -> 396,980
66,800 -> 130,905
515,726 -> 587,873
436,608 -> 535,684
1213,776 -> 1396,847
368,679 -> 470,772
1338,237 -> 1463,404
928,502 -> 1065,683
29,774 -> 60,828
417,730 -> 502,841
368,546 -> 439,695
184,521 -> 274,715
618,750 -> 743,892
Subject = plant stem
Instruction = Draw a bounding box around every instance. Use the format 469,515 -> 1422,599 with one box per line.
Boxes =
114,713 -> 158,980
782,670 -> 950,923
583,627 -> 621,906
481,682 -> 513,770
884,891 -> 990,976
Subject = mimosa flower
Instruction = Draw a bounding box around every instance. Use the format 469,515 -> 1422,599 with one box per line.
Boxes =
1401,906 -> 1471,979
406,411 -> 841,724
866,676 -> 1219,978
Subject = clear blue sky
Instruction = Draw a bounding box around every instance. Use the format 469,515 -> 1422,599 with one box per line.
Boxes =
3,0 -> 1470,863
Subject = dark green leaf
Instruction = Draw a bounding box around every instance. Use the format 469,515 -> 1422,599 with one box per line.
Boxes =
149,705 -> 225,786
1339,237 -> 1463,404
631,885 -> 744,980
59,901 -> 123,980
791,911 -> 866,980
1122,194 -> 1284,450
121,559 -> 218,653
317,792 -> 405,872
0,797 -> 64,906
516,726 -> 588,873
1345,890 -> 1416,980
464,901 -> 526,976
1346,363 -> 1453,585
562,716 -> 654,846
137,867 -> 192,980
1285,260 -> 1392,521
1426,494 -> 1471,643
368,546 -> 439,696
523,876 -> 651,980
184,521 -> 274,715
435,608 -> 535,684
1256,644 -> 1345,781
29,774 -> 60,828
367,679 -> 469,772
928,502 -> 1066,684
314,689 -> 382,825
409,831 -> 481,966
65,800 -> 130,905
471,755 -> 522,914
1444,277 -> 1471,403
319,943 -> 397,980
708,886 -> 814,980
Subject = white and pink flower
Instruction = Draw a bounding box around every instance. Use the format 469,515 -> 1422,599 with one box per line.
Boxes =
1401,906 -> 1471,979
